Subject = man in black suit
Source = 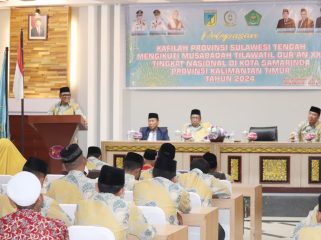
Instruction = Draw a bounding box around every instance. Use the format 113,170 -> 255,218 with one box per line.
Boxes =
140,113 -> 169,141
316,8 -> 321,28
31,18 -> 45,37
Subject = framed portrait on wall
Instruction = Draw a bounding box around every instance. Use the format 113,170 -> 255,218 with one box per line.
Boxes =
28,14 -> 48,40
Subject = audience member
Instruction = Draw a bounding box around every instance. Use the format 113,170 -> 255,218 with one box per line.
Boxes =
134,143 -> 191,224
47,144 -> 96,203
0,172 -> 68,240
75,165 -> 156,240
86,146 -> 107,170
124,152 -> 144,190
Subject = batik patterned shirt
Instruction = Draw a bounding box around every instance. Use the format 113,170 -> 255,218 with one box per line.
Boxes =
134,177 -> 191,225
75,192 -> 156,240
86,156 -> 107,170
47,170 -> 96,203
0,209 -> 69,240
293,205 -> 319,236
296,121 -> 321,142
125,173 -> 137,191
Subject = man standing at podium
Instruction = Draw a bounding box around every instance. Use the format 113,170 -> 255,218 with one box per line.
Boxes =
49,87 -> 85,118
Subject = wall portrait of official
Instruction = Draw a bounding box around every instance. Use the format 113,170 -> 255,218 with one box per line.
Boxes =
28,14 -> 48,40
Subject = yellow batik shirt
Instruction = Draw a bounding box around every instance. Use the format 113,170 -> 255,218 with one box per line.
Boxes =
294,224 -> 321,240
179,168 -> 231,203
48,101 -> 85,117
133,177 -> 191,225
182,122 -> 212,142
294,205 -> 319,236
125,173 -> 138,191
75,192 -> 156,240
296,121 -> 321,142
86,156 -> 107,171
47,170 -> 96,204
139,168 -> 153,181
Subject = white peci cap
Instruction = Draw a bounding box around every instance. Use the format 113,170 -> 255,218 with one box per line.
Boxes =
7,171 -> 41,207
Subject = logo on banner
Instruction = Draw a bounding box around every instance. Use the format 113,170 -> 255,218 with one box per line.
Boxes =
245,10 -> 262,26
224,10 -> 237,26
204,10 -> 217,27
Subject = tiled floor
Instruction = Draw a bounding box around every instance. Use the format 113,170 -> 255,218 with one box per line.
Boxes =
243,217 -> 303,240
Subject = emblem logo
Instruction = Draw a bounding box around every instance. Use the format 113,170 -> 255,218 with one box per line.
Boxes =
49,145 -> 64,159
204,10 -> 217,27
245,10 -> 262,26
224,10 -> 237,26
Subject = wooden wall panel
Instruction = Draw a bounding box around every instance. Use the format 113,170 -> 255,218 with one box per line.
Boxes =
10,7 -> 70,98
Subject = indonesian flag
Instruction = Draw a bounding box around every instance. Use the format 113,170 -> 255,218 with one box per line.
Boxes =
13,30 -> 24,100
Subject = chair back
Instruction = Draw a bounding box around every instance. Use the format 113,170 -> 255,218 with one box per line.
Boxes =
68,226 -> 115,240
59,204 -> 78,224
124,191 -> 133,202
0,175 -> 12,185
188,192 -> 202,208
138,206 -> 167,225
249,126 -> 278,141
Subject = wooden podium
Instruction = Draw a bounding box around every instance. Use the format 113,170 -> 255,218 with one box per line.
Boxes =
9,115 -> 87,174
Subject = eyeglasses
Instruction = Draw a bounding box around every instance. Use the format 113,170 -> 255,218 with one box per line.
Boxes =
61,94 -> 71,97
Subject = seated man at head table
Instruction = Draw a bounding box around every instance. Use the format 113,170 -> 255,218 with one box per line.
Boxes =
0,157 -> 71,226
46,144 -> 96,203
290,106 -> 321,142
75,165 -> 156,240
182,109 -> 212,142
293,194 -> 321,237
86,146 -> 107,171
0,172 -> 69,240
140,113 -> 170,141
134,143 -> 191,225
124,152 -> 144,191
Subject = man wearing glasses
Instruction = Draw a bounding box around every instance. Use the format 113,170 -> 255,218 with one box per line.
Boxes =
48,87 -> 85,118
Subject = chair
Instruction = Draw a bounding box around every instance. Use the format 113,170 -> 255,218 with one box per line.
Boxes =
124,191 -> 133,202
189,192 -> 202,208
68,226 -> 115,240
0,175 -> 12,185
59,204 -> 78,225
249,126 -> 278,141
137,206 -> 167,225
187,192 -> 202,240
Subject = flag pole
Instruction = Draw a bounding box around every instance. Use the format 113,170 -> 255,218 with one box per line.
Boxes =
20,29 -> 25,155
5,47 -> 9,138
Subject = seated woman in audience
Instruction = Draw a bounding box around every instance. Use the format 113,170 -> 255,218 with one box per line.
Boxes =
47,144 -> 96,203
0,157 -> 71,226
203,152 -> 231,180
134,143 -> 191,225
124,152 -> 144,191
177,158 -> 231,207
293,194 -> 321,236
75,165 -> 155,240
0,138 -> 26,175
